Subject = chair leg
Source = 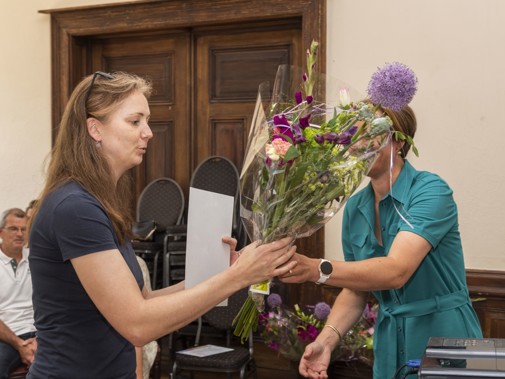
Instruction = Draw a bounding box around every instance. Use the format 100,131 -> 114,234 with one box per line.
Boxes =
152,250 -> 160,289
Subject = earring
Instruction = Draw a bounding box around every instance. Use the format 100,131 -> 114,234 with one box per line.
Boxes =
95,141 -> 101,148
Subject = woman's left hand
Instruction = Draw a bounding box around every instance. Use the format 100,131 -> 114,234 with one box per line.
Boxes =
222,236 -> 239,264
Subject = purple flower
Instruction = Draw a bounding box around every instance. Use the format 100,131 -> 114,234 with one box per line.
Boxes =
306,95 -> 313,104
295,91 -> 303,105
314,302 -> 331,320
298,324 -> 319,342
259,312 -> 269,324
314,134 -> 324,144
336,133 -> 352,145
302,73 -> 307,82
272,114 -> 294,142
323,132 -> 338,143
273,114 -> 290,127
295,134 -> 307,144
367,62 -> 418,111
267,293 -> 282,309
299,114 -> 311,128
336,126 -> 359,145
267,340 -> 280,351
272,125 -> 294,143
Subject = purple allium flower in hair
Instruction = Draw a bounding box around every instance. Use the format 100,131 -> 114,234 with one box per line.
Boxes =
314,302 -> 331,320
367,62 -> 418,111
267,293 -> 282,309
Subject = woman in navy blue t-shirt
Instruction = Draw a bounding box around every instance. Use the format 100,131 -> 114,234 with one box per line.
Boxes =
28,71 -> 297,379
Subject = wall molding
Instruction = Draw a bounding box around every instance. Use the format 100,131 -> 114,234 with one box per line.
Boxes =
466,269 -> 505,298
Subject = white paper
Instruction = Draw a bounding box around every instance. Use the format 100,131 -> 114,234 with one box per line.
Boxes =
176,344 -> 234,357
185,187 -> 234,291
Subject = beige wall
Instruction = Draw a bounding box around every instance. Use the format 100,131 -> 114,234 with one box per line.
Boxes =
1,0 -> 503,270
325,0 -> 505,270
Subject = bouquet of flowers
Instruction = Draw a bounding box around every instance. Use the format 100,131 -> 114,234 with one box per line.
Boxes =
233,40 -> 418,341
260,293 -> 377,365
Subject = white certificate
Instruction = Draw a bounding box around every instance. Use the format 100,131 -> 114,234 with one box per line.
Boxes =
185,187 -> 234,292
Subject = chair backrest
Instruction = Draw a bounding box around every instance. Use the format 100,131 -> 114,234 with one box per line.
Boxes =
190,156 -> 239,198
190,156 -> 247,247
202,287 -> 248,331
136,177 -> 185,231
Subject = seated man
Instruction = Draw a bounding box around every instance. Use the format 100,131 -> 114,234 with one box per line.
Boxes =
0,208 -> 37,378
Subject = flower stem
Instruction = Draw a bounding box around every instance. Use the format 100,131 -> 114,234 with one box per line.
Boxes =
233,295 -> 260,342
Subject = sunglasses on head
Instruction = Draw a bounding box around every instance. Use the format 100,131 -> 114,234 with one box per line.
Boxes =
84,71 -> 114,117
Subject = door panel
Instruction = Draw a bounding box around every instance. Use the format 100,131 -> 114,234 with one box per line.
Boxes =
194,28 -> 302,171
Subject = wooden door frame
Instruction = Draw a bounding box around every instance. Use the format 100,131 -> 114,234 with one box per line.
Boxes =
40,0 -> 326,305
40,0 -> 326,142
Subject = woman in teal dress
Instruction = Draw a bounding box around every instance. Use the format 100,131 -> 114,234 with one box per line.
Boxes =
280,103 -> 482,379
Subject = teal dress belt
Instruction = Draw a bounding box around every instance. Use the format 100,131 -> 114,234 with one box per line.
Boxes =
374,288 -> 470,379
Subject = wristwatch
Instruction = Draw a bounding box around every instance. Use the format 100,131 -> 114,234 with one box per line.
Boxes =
316,259 -> 333,284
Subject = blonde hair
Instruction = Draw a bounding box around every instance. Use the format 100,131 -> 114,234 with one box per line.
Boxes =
33,72 -> 152,244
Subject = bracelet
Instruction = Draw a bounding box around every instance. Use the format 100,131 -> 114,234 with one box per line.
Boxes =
325,324 -> 343,341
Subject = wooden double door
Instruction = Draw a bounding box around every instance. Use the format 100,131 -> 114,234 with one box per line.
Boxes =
44,0 -> 326,306
89,25 -> 301,200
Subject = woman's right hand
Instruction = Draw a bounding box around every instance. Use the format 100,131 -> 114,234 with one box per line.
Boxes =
299,340 -> 332,379
231,237 -> 297,285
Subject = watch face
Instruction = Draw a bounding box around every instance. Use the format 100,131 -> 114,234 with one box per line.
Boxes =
320,260 -> 333,275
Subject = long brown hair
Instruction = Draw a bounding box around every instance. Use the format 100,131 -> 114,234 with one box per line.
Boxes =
32,72 -> 152,244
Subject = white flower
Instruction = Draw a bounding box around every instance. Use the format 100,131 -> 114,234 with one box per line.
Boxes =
339,88 -> 351,107
265,143 -> 280,161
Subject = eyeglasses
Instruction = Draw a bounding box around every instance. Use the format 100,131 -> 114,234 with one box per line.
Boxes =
2,226 -> 27,234
84,71 -> 114,117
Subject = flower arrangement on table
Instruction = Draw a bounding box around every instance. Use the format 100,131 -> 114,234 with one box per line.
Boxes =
259,293 -> 377,366
233,39 -> 418,341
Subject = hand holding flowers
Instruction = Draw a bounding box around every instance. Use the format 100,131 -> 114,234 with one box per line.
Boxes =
226,236 -> 297,287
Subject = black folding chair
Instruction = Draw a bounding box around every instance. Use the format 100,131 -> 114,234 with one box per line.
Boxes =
171,288 -> 257,379
190,155 -> 248,249
166,156 -> 249,357
132,177 -> 185,289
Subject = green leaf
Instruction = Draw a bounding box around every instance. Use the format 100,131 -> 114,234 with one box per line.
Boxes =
289,162 -> 309,188
284,145 -> 300,162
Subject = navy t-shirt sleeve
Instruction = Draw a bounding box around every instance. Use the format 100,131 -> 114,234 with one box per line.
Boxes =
53,193 -> 118,261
